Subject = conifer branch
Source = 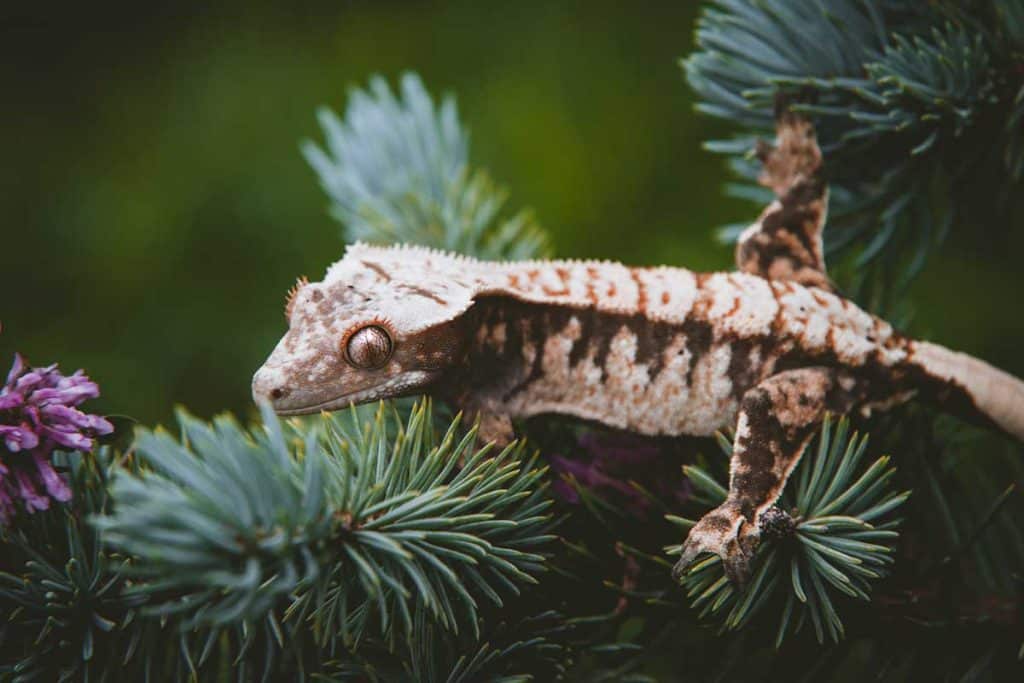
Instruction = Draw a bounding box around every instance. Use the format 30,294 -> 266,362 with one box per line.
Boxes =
0,449 -> 156,682
93,401 -> 555,658
685,0 -> 1024,307
304,73 -> 551,260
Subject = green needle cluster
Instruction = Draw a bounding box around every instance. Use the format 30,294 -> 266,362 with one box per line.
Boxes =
86,401 -> 553,678
685,0 -> 1024,309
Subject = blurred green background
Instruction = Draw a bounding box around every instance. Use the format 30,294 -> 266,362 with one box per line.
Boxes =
2,1 -> 1021,428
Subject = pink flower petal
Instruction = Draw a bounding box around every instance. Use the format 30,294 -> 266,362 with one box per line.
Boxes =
4,353 -> 25,387
34,453 -> 71,503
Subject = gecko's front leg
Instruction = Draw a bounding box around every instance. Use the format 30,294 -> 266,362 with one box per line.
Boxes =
673,367 -> 870,585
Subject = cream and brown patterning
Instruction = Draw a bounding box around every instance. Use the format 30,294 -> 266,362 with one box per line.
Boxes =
253,109 -> 1024,586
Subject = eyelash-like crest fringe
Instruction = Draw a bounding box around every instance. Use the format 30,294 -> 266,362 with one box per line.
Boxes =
284,276 -> 310,320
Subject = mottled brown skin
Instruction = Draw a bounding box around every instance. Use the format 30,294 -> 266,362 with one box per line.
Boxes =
436,297 -> 723,443
673,367 -> 870,583
737,112 -> 833,292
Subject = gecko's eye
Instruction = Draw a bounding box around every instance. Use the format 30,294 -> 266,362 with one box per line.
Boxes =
345,326 -> 393,369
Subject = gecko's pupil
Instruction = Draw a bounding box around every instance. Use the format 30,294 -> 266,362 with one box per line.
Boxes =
346,326 -> 392,369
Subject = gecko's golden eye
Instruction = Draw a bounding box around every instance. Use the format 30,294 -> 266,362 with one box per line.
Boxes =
345,326 -> 393,369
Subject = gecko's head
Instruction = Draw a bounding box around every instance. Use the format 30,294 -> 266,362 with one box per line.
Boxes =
252,245 -> 477,415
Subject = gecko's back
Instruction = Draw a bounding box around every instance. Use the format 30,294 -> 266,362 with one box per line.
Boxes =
450,260 -> 908,438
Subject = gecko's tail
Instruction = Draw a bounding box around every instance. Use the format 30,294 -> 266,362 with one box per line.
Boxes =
907,340 -> 1024,442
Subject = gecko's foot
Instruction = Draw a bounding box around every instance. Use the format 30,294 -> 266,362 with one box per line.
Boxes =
671,505 -> 757,586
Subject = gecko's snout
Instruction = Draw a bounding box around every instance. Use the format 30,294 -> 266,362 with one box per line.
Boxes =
251,366 -> 290,410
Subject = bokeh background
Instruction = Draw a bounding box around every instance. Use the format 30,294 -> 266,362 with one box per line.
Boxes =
2,1 -> 1021,428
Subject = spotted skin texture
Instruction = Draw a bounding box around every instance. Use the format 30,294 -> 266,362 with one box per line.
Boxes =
253,113 -> 1024,585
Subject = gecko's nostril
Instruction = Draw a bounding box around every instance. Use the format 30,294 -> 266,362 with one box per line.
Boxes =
252,369 -> 288,406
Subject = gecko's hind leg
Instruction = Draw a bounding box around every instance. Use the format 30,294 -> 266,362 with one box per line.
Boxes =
673,367 -> 869,585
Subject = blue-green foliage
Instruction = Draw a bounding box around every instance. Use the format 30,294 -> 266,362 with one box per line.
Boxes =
685,1 -> 1024,310
82,402 -> 555,680
304,73 -> 550,260
94,406 -> 332,630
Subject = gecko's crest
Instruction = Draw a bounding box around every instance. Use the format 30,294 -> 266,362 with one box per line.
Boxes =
284,275 -> 310,320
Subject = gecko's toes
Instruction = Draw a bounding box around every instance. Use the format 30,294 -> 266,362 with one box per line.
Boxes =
672,506 -> 757,586
671,541 -> 706,583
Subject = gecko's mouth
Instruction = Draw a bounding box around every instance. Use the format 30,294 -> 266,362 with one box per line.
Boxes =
260,370 -> 440,416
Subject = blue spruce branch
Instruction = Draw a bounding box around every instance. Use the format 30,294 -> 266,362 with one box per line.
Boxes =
304,73 -> 551,260
685,0 -> 1024,308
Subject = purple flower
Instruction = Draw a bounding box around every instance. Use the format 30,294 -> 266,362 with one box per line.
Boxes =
0,353 -> 112,525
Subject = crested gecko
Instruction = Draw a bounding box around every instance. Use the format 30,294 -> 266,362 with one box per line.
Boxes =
252,111 -> 1024,584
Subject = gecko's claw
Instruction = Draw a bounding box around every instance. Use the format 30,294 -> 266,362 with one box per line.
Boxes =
672,505 -> 757,586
